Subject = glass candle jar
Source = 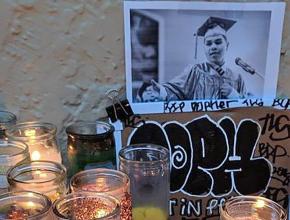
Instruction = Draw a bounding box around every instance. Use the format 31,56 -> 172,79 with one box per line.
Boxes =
5,122 -> 62,163
0,111 -> 17,140
0,191 -> 52,219
70,168 -> 132,220
52,192 -> 120,220
119,144 -> 170,220
0,140 -> 30,194
66,121 -> 116,178
220,195 -> 288,220
7,161 -> 67,202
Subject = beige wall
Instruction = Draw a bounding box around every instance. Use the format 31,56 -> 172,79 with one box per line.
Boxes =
0,0 -> 289,147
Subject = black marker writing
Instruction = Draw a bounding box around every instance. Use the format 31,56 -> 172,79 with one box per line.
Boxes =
258,142 -> 287,164
259,113 -> 290,141
164,101 -> 185,113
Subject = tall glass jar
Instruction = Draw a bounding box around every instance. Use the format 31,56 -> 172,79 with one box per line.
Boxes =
7,161 -> 67,202
0,140 -> 30,194
0,191 -> 52,219
0,111 -> 17,140
52,192 -> 120,220
66,121 -> 116,178
119,144 -> 170,220
220,195 -> 287,220
70,168 -> 132,220
5,122 -> 62,163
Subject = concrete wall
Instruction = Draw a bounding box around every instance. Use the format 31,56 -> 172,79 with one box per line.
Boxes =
0,0 -> 289,148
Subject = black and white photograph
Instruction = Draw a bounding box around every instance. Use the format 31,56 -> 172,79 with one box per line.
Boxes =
124,1 -> 285,113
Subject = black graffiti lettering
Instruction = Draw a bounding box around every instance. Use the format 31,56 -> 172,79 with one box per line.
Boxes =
129,123 -> 169,148
124,115 -> 145,128
264,187 -> 289,209
272,98 -> 290,110
209,119 -> 271,196
164,101 -> 185,113
242,99 -> 264,107
169,198 -> 178,216
258,142 -> 287,163
259,113 -> 290,141
164,122 -> 192,192
184,117 -> 228,195
190,100 -> 238,112
272,166 -> 290,186
128,116 -> 273,198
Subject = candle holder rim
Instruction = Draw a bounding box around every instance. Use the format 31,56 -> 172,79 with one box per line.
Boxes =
65,121 -> 114,139
0,140 -> 29,158
7,160 -> 67,185
70,168 -> 130,192
0,190 -> 52,219
220,195 -> 287,220
5,121 -> 57,141
119,143 -> 170,165
0,110 -> 17,124
52,192 -> 120,220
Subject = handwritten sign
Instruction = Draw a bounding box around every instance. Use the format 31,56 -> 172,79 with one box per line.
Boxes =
120,107 -> 289,219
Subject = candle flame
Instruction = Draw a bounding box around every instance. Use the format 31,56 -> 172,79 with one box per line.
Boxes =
32,151 -> 41,160
95,209 -> 109,218
24,129 -> 36,137
255,199 -> 265,208
27,201 -> 35,208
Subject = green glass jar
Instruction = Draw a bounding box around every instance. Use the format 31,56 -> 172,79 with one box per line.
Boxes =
66,121 -> 116,178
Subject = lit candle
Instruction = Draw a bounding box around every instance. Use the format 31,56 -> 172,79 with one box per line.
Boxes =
0,191 -> 52,220
52,192 -> 120,220
0,140 -> 30,193
5,122 -> 62,163
220,196 -> 287,220
70,168 -> 132,220
7,161 -> 67,202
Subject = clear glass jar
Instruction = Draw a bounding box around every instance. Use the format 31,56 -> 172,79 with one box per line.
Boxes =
5,122 -> 62,163
220,195 -> 288,220
0,111 -> 17,140
70,168 -> 132,220
119,144 -> 170,220
0,191 -> 52,219
52,192 -> 120,220
7,161 -> 67,202
66,121 -> 116,178
0,140 -> 30,194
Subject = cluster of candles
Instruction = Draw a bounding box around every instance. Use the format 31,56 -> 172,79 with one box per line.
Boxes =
0,110 -> 288,220
0,111 -> 171,220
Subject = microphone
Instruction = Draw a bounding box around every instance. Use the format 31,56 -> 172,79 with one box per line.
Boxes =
235,57 -> 256,75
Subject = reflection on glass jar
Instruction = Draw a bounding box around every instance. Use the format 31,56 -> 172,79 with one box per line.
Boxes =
0,140 -> 30,194
52,192 -> 120,220
119,144 -> 170,220
5,122 -> 62,163
7,161 -> 67,202
70,168 -> 132,220
66,121 -> 116,178
0,111 -> 16,140
0,191 -> 52,220
220,196 -> 287,220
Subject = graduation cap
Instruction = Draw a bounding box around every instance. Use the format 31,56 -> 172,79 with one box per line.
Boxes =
194,16 -> 236,59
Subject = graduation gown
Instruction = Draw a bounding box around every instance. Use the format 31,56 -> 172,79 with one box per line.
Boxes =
163,62 -> 247,101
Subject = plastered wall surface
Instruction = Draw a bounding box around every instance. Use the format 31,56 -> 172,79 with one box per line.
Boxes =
0,0 -> 289,149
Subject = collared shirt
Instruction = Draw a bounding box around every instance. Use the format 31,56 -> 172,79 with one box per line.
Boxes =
163,62 -> 247,100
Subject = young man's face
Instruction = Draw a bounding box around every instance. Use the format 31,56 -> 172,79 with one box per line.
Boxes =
204,34 -> 229,65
